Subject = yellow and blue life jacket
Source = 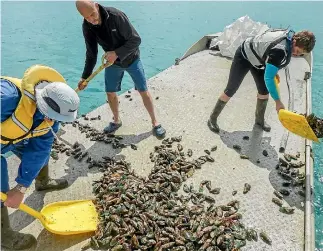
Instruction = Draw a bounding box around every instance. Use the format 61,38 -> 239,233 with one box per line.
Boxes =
0,65 -> 66,145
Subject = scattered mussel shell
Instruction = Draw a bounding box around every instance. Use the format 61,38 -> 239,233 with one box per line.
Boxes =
233,144 -> 241,151
50,151 -> 59,160
130,144 -> 137,150
259,231 -> 272,245
272,198 -> 283,207
243,183 -> 251,194
273,190 -> 283,199
240,154 -> 249,159
211,146 -> 217,151
279,206 -> 295,214
204,149 -> 211,155
279,189 -> 290,196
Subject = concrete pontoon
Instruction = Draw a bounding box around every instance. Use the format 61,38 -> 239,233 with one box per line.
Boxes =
5,32 -> 315,251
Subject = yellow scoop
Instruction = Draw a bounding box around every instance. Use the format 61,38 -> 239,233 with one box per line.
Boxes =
273,74 -> 319,142
1,192 -> 98,235
278,109 -> 319,142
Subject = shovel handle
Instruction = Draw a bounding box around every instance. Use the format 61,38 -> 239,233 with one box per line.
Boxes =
1,192 -> 45,222
75,54 -> 113,93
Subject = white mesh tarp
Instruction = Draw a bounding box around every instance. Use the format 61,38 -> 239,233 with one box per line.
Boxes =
209,15 -> 269,58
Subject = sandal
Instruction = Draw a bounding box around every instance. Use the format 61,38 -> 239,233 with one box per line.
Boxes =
153,124 -> 166,138
103,121 -> 122,133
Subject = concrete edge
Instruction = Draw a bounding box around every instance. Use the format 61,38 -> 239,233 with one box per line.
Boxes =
305,51 -> 315,251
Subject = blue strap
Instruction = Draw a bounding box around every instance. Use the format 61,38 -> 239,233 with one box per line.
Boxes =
286,29 -> 295,41
264,63 -> 280,101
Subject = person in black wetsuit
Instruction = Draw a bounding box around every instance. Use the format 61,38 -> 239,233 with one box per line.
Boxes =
208,29 -> 316,133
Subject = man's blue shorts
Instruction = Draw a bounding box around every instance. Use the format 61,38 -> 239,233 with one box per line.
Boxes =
105,58 -> 148,93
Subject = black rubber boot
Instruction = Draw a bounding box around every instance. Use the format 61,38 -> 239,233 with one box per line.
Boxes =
255,98 -> 271,132
1,207 -> 37,250
35,164 -> 68,191
207,99 -> 227,133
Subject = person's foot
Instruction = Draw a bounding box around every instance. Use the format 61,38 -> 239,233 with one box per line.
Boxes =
1,207 -> 37,250
103,121 -> 122,133
208,119 -> 220,133
255,121 -> 271,132
1,226 -> 37,250
35,178 -> 68,191
152,124 -> 166,138
208,99 -> 227,133
255,98 -> 271,132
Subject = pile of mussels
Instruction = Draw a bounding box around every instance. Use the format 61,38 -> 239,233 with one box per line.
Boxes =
268,153 -> 306,214
82,136 -> 272,251
306,113 -> 323,138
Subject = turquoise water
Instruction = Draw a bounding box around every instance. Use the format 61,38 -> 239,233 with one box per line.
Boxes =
1,1 -> 322,248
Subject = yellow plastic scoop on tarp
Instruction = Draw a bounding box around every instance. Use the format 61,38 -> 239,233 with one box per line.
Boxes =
278,109 -> 319,142
1,192 -> 98,235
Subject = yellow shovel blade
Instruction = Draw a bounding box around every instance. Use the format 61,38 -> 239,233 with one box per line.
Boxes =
1,192 -> 98,236
40,200 -> 98,235
278,109 -> 319,142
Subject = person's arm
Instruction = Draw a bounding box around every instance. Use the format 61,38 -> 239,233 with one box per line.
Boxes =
264,47 -> 287,111
264,47 -> 287,100
114,11 -> 141,62
81,23 -> 98,79
264,63 -> 280,101
15,122 -> 59,187
1,79 -> 20,123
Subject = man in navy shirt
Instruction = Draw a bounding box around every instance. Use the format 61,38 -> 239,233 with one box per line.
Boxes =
76,0 -> 166,138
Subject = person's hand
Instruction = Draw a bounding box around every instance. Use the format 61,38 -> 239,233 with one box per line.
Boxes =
78,78 -> 87,90
4,187 -> 25,208
275,74 -> 280,83
275,100 -> 285,113
104,51 -> 118,64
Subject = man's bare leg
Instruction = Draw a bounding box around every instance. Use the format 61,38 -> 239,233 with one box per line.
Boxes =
103,92 -> 122,133
138,91 -> 158,126
139,90 -> 166,137
107,92 -> 121,123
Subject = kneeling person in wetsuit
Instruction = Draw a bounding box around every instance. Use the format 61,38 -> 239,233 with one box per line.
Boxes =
208,29 -> 316,133
1,65 -> 80,250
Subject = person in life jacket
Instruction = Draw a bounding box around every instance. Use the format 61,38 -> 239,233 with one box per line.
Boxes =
1,65 -> 80,250
207,29 -> 316,133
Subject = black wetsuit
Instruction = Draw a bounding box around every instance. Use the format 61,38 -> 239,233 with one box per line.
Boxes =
224,44 -> 287,97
